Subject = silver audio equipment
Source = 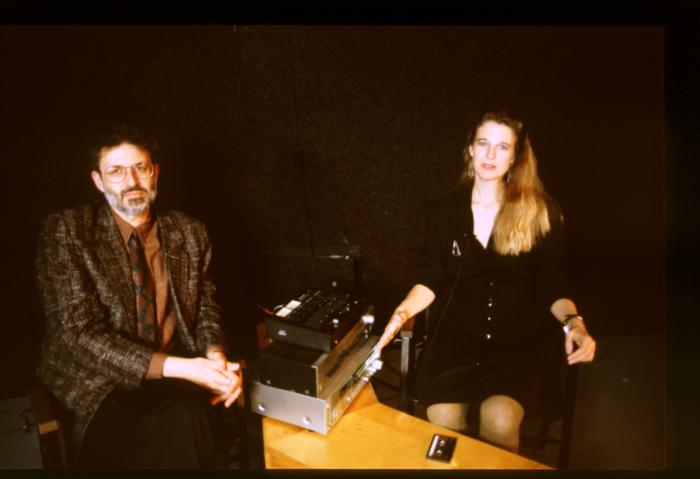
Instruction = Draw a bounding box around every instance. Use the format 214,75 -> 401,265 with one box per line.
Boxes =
250,335 -> 383,435
258,314 -> 375,396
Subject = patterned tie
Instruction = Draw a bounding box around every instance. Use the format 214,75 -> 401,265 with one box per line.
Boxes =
128,231 -> 158,345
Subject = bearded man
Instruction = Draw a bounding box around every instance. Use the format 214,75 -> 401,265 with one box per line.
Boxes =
35,123 -> 241,468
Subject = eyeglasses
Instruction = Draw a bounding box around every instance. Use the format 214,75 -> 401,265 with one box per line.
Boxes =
101,163 -> 155,183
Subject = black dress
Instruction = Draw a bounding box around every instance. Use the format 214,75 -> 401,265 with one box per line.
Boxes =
413,185 -> 568,413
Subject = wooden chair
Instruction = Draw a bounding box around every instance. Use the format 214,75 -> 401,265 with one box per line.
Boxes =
395,310 -> 579,468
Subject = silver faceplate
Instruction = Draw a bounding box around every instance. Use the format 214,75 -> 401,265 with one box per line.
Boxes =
251,335 -> 381,435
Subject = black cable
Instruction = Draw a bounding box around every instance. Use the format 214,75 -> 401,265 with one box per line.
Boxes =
285,27 -> 316,256
412,234 -> 469,393
285,28 -> 302,151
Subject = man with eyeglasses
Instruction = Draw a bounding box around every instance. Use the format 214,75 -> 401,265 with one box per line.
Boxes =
35,123 -> 241,468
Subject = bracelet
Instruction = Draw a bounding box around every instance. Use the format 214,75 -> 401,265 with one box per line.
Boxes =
562,314 -> 583,334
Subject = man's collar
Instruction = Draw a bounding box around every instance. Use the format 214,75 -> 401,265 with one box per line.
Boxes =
108,206 -> 156,245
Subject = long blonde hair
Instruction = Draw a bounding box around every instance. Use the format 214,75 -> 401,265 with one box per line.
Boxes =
460,111 -> 554,255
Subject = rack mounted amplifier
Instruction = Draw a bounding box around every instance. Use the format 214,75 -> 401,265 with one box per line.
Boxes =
258,315 -> 374,397
250,334 -> 382,435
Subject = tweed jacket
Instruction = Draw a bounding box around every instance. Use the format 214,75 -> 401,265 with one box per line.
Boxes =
35,201 -> 226,458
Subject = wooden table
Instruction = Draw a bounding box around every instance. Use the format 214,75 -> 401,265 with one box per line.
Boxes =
262,382 -> 551,469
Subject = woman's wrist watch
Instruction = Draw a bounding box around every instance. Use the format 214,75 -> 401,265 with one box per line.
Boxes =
562,314 -> 583,334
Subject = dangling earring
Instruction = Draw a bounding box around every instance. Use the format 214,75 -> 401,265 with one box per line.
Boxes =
506,168 -> 512,184
467,162 -> 475,179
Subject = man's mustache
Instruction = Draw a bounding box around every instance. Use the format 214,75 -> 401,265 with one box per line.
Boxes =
120,187 -> 148,198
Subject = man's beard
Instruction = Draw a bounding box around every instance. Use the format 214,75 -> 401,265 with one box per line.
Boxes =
104,186 -> 157,217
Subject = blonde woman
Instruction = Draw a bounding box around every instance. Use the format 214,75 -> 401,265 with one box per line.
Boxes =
377,110 -> 596,453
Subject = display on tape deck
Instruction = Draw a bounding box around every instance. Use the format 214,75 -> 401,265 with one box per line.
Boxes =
265,289 -> 374,352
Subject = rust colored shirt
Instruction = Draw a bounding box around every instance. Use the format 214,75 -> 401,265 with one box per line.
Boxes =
111,209 -> 175,379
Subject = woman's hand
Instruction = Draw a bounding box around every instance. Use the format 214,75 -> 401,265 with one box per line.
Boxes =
376,310 -> 409,351
565,321 -> 596,365
376,285 -> 434,352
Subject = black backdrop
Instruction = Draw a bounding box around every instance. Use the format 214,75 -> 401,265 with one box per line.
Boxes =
0,26 -> 664,399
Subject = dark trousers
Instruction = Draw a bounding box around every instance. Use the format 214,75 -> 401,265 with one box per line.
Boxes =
78,378 -> 229,468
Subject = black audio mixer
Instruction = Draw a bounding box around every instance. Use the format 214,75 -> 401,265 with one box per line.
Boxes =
264,289 -> 373,352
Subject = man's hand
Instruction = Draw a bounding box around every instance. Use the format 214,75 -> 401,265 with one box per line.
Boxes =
162,355 -> 242,407
205,350 -> 243,407
206,350 -> 228,370
209,361 -> 243,407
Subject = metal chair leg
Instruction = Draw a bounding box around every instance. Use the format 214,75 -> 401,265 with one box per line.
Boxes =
558,365 -> 579,468
399,329 -> 414,413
